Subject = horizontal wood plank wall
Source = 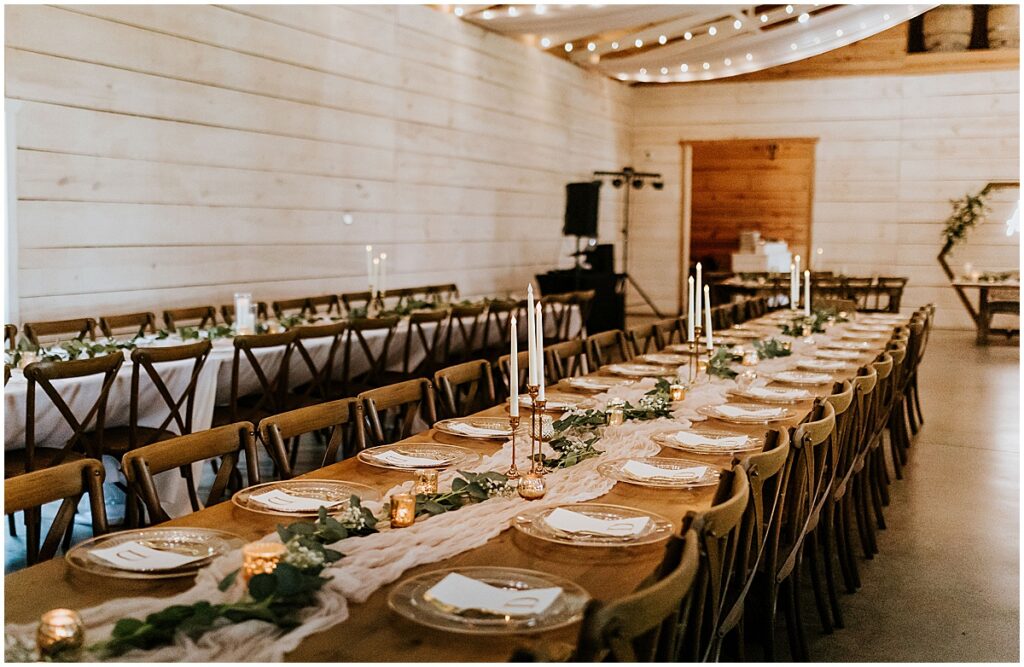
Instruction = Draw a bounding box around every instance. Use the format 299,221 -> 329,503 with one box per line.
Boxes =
630,70 -> 1020,328
6,4 -> 631,321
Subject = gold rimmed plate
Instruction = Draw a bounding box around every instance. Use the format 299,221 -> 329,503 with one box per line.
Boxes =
232,479 -> 382,517
599,456 -> 721,489
388,566 -> 590,635
512,503 -> 674,547
562,376 -> 637,392
434,417 -> 515,440
795,359 -> 852,372
697,402 -> 794,424
637,352 -> 691,366
726,385 -> 815,405
603,362 -> 677,377
652,428 -> 764,455
842,331 -> 886,341
814,349 -> 863,360
513,392 -> 592,413
357,443 -> 480,470
766,370 -> 834,386
66,527 -> 244,580
820,340 -> 871,351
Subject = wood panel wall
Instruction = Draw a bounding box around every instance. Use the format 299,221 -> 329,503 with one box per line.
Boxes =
630,70 -> 1020,328
5,4 -> 632,321
688,138 -> 816,272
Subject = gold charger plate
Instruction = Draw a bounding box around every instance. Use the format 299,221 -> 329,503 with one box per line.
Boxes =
232,479 -> 382,517
697,402 -> 794,424
598,456 -> 721,489
766,370 -> 834,386
652,428 -> 764,455
434,417 -> 515,439
726,385 -> 814,405
603,362 -> 677,377
66,527 -> 244,580
512,503 -> 674,547
357,443 -> 480,470
561,376 -> 637,392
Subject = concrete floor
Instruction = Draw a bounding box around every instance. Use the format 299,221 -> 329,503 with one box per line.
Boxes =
804,329 -> 1020,662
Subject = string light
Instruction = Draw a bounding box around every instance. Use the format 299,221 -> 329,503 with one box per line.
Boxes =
564,42 -> 573,52
746,52 -> 753,61
507,6 -> 518,17
724,57 -> 732,66
785,5 -> 794,13
611,41 -> 619,49
702,62 -> 710,70
760,13 -> 768,22
453,6 -> 464,16
540,37 -> 551,48
835,28 -> 843,36
635,38 -> 644,48
790,42 -> 798,50
733,19 -> 742,29
708,26 -> 717,36
684,31 -> 692,40
658,34 -> 667,44
883,13 -> 891,20
481,9 -> 493,19
798,12 -> 809,23
660,66 -> 668,74
587,42 -> 596,51
680,63 -> 688,71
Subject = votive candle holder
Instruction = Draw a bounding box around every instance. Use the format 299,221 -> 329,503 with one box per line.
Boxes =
36,608 -> 84,659
242,542 -> 287,581
390,492 -> 416,528
414,469 -> 439,495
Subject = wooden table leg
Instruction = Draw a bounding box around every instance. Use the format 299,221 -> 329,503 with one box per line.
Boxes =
978,287 -> 990,346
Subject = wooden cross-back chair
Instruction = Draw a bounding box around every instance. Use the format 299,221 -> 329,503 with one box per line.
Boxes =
23,318 -> 97,346
426,283 -> 459,304
573,528 -> 700,662
98,312 -> 157,339
219,331 -> 297,425
340,316 -> 401,396
678,466 -> 751,662
545,338 -> 588,382
763,400 -> 836,662
813,297 -> 858,315
290,321 -> 347,406
480,299 -> 518,360
6,354 -> 124,479
400,309 -> 450,380
306,294 -> 342,318
714,428 -> 790,661
653,318 -> 684,349
541,293 -> 574,344
257,398 -> 365,479
4,459 -> 108,566
433,360 -> 497,418
122,422 -> 259,526
843,366 -> 878,587
341,291 -> 373,315
102,341 -> 212,458
862,352 -> 895,551
272,297 -> 312,319
163,306 -> 217,330
906,306 -> 933,435
220,301 -> 269,326
496,349 -> 531,401
569,290 -> 596,339
5,323 -> 17,350
627,323 -> 661,357
445,303 -> 486,364
585,329 -> 632,367
359,378 -> 437,446
710,304 -> 733,330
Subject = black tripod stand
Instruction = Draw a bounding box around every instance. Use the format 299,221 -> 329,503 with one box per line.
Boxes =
593,167 -> 665,319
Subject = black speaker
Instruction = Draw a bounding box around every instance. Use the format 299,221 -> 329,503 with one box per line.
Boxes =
563,181 -> 600,237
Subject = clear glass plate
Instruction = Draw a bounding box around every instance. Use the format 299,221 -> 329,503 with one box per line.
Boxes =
638,353 -> 691,366
847,324 -> 892,333
603,363 -> 677,377
434,417 -> 514,439
66,527 -> 244,580
842,332 -> 885,341
599,456 -> 721,488
357,443 -> 480,470
563,376 -> 636,392
513,392 -> 592,413
814,349 -> 862,360
820,340 -> 871,351
388,566 -> 590,635
719,329 -> 764,340
726,386 -> 814,405
513,503 -> 674,547
652,428 -> 764,455
232,479 -> 382,516
796,359 -> 850,372
697,402 -> 793,424
766,370 -> 834,385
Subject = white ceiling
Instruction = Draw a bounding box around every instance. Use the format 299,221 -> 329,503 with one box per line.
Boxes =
455,4 -> 935,83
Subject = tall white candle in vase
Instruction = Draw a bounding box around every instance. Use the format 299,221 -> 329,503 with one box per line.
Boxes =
704,285 -> 713,350
790,263 -> 796,309
379,253 -> 388,296
526,285 -> 537,386
804,270 -> 811,317
371,257 -> 380,297
509,316 -> 519,417
695,262 -> 703,326
687,276 -> 695,342
365,245 -> 373,289
535,304 -> 545,400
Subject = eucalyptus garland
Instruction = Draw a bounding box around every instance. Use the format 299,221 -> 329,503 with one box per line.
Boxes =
707,347 -> 739,379
779,315 -> 823,337
415,470 -> 513,516
754,338 -> 792,360
943,186 -> 992,248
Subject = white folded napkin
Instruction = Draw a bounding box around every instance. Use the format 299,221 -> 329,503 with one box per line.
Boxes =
424,572 -> 562,617
543,508 -> 650,536
776,371 -> 831,383
714,405 -> 784,418
248,488 -> 343,512
799,360 -> 845,370
569,378 -> 615,390
746,386 -> 808,400
89,540 -> 204,571
445,422 -> 509,437
622,460 -> 708,480
372,450 -> 446,468
642,354 -> 688,365
816,350 -> 860,360
669,431 -> 749,448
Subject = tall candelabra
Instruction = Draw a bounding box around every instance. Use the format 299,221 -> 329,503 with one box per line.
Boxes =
688,325 -> 713,383
517,385 -> 547,499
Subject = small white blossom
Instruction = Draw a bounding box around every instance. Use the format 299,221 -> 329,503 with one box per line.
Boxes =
282,538 -> 325,569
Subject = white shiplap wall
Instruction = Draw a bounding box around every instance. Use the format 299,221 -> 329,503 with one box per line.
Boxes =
629,71 -> 1020,329
6,4 -> 632,321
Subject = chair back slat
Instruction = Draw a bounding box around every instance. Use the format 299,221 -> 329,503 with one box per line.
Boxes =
545,338 -> 588,381
257,398 -> 365,478
130,340 -> 212,449
585,330 -> 632,367
163,306 -> 217,330
359,379 -> 437,445
24,318 -> 97,346
341,316 -> 401,392
496,350 -> 531,401
434,360 -> 496,418
230,331 -> 297,422
403,310 -> 450,376
99,312 -> 157,339
445,304 -> 486,363
291,321 -> 347,403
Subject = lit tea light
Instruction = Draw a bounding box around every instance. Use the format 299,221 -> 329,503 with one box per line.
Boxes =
670,383 -> 687,401
742,349 -> 759,366
414,469 -> 439,495
36,608 -> 84,659
517,471 -> 547,500
390,492 -> 416,528
605,398 -> 625,426
242,542 -> 287,581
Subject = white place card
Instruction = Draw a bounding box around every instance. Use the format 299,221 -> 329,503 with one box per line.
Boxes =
670,431 -> 749,448
543,507 -> 650,536
89,540 -> 204,571
746,386 -> 809,400
715,405 -> 784,419
249,489 -> 343,512
798,360 -> 846,370
776,371 -> 832,383
622,460 -> 708,481
373,450 -> 447,468
446,422 -> 509,437
424,573 -> 562,617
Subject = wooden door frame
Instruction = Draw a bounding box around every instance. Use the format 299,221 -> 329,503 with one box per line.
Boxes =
678,137 -> 819,308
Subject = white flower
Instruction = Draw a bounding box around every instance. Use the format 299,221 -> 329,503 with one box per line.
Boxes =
283,537 -> 326,569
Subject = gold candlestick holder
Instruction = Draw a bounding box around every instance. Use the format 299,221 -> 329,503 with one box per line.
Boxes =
518,385 -> 547,500
506,415 -> 521,479
367,291 -> 386,318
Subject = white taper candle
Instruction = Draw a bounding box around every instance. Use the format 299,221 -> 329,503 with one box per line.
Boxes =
804,270 -> 811,317
704,285 -> 713,350
535,304 -> 545,400
687,276 -> 695,342
526,285 -> 537,385
509,316 -> 519,417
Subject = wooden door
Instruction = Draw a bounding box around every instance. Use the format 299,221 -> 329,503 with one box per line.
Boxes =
683,138 -> 817,273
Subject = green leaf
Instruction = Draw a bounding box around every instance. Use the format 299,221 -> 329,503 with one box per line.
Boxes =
272,563 -> 304,596
218,568 -> 240,592
248,573 -> 278,601
112,618 -> 145,638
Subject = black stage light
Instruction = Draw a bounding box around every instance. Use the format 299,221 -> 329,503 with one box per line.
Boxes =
611,178 -> 624,188
632,178 -> 644,189
652,181 -> 664,190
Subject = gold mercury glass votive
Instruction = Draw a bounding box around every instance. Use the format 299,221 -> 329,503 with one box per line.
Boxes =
242,542 -> 287,581
37,608 -> 84,659
742,349 -> 759,366
670,383 -> 687,401
414,469 -> 439,495
605,403 -> 625,426
517,472 -> 547,500
390,492 -> 417,528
